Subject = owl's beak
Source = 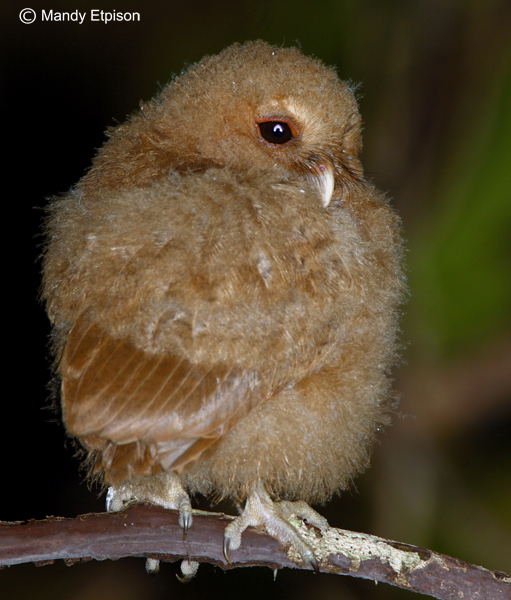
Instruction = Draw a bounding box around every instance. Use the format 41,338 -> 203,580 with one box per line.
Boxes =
312,159 -> 335,208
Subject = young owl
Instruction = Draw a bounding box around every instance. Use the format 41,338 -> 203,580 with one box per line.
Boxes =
42,41 -> 405,570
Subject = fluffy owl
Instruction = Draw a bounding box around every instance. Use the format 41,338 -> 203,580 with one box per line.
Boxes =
42,41 -> 405,570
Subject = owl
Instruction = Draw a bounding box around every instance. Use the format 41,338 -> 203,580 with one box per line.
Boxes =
42,41 -> 404,571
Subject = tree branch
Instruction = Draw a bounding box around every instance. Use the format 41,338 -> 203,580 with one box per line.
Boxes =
1,504 -> 509,599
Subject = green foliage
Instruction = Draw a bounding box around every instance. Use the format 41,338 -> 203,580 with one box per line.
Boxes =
410,53 -> 511,357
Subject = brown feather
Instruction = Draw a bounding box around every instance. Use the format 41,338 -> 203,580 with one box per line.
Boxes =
42,41 -> 405,505
61,313 -> 271,481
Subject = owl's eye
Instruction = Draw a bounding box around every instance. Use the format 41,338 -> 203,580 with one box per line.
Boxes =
256,119 -> 298,145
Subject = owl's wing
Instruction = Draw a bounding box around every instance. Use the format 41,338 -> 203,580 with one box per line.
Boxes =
60,313 -> 269,482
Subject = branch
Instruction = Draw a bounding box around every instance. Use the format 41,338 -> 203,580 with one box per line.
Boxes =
1,504 -> 509,599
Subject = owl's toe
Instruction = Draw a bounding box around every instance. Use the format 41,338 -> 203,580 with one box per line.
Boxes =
145,558 -> 160,575
223,482 -> 328,571
176,559 -> 200,583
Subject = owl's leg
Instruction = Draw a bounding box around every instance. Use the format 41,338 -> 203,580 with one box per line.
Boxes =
106,471 -> 197,577
223,482 -> 329,571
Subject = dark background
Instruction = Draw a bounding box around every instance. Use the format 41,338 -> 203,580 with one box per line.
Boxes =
2,1 -> 510,599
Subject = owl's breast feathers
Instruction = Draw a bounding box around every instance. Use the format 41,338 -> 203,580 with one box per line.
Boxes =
53,168 -> 379,484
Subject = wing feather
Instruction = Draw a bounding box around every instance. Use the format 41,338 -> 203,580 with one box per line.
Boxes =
60,314 -> 269,481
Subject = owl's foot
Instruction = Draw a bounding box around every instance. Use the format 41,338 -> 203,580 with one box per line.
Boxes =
223,482 -> 329,571
106,471 -> 193,536
106,472 -> 193,576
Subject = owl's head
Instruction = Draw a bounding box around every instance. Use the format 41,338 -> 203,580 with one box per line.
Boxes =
81,41 -> 364,207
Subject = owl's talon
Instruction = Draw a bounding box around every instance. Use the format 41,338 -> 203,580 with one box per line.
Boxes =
105,487 -> 114,512
309,555 -> 319,574
223,536 -> 231,564
181,504 -> 192,540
